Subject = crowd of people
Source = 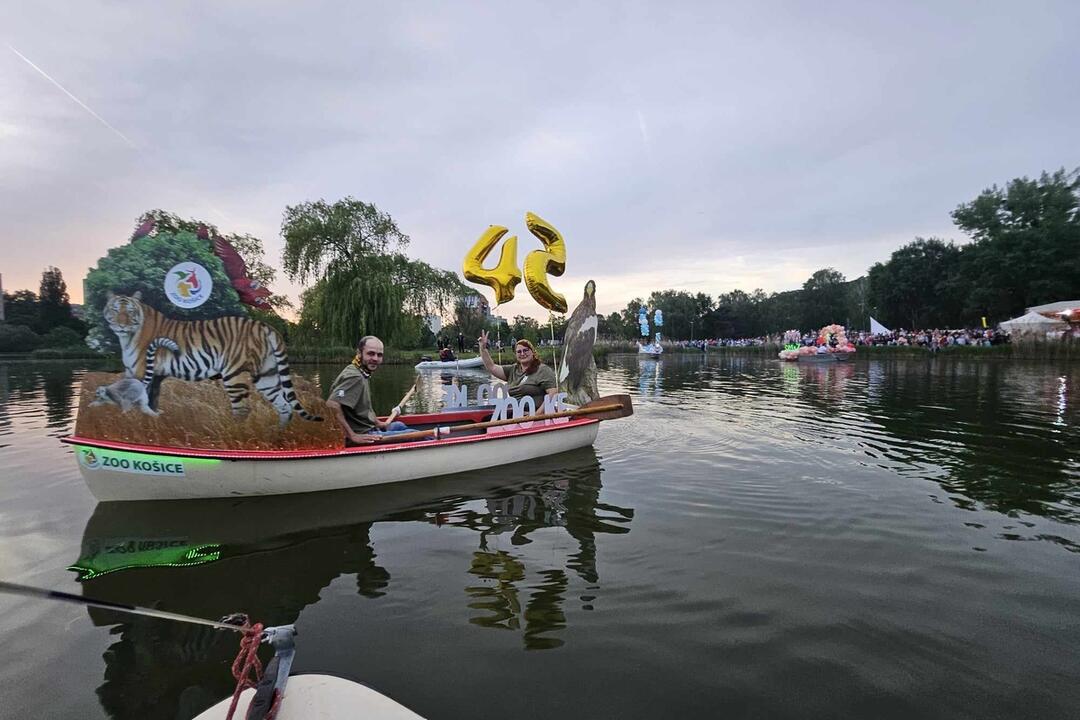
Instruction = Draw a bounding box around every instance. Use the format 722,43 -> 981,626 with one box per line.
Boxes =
648,327 -> 1022,350
850,328 -> 1010,348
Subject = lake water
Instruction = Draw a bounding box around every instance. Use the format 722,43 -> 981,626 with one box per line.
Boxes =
1,355 -> 1078,720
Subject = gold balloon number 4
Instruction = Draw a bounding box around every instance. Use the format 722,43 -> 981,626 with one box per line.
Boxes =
463,212 -> 567,313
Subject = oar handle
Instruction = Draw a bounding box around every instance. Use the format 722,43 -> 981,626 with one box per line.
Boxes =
376,401 -> 623,443
386,380 -> 419,424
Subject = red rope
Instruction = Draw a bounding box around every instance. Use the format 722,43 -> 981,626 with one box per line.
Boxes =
224,621 -> 266,720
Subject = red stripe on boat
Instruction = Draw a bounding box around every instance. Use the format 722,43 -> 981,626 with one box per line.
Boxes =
61,413 -> 598,460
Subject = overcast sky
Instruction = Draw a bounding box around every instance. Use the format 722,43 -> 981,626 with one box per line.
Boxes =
2,1 -> 1078,320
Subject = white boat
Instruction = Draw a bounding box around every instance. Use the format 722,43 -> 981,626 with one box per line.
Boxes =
637,342 -> 663,357
413,355 -> 484,370
797,352 -> 852,363
0,580 -> 429,720
63,399 -> 629,502
196,673 -> 424,720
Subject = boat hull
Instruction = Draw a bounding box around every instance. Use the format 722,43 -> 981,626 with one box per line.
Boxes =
195,674 -> 424,719
65,413 -> 600,502
797,353 -> 852,363
414,356 -> 484,369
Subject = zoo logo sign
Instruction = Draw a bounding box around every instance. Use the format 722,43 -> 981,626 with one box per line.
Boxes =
80,448 -> 185,477
164,262 -> 214,309
81,449 -> 100,468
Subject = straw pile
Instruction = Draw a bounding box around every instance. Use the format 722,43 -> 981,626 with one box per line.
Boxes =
75,372 -> 344,450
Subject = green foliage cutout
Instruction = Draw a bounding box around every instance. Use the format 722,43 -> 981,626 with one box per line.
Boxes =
83,231 -> 245,352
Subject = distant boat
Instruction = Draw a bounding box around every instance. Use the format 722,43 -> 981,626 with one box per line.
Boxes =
414,355 -> 484,370
797,352 -> 851,363
637,342 -> 663,358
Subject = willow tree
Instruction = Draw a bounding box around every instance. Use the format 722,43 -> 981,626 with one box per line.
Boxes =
281,198 -> 470,346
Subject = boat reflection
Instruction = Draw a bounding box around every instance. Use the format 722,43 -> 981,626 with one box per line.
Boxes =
638,358 -> 663,397
780,360 -> 855,410
71,448 -> 633,718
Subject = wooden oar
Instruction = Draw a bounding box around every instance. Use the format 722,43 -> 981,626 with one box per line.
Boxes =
378,394 -> 633,443
386,377 -> 419,424
0,580 -> 246,632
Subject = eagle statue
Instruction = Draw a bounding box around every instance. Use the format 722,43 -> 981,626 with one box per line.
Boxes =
559,280 -> 599,406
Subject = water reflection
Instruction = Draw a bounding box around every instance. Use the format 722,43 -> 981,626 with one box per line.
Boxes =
0,364 -> 11,438
600,353 -> 1080,535
441,458 -> 633,649
779,361 -> 855,410
637,359 -> 663,398
0,359 -> 120,439
70,449 -> 632,718
858,359 -> 1080,527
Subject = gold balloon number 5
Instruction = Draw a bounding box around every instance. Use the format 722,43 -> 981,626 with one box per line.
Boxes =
462,212 -> 567,313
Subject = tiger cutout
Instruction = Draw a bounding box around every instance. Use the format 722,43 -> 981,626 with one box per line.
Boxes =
103,291 -> 323,426
138,336 -> 181,387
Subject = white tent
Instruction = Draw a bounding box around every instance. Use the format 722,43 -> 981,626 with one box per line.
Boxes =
999,311 -> 1069,334
1026,300 -> 1080,316
869,316 -> 891,335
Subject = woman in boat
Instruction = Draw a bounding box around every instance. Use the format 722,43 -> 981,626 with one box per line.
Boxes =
478,330 -> 558,409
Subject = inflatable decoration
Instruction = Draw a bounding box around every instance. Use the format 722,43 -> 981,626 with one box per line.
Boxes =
74,220 -> 337,452
778,323 -> 856,362
522,212 -> 567,313
463,225 -> 522,306
637,307 -> 664,355
462,212 -> 567,313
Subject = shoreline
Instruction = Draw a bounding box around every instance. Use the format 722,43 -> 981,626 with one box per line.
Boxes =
3,341 -> 1077,365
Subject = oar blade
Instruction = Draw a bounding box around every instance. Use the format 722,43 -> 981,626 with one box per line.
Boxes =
581,394 -> 633,421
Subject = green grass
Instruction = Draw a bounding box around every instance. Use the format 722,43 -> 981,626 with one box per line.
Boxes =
858,342 -> 1078,360
288,346 -> 482,365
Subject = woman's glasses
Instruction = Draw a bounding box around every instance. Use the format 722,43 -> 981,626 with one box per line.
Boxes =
515,348 -> 531,355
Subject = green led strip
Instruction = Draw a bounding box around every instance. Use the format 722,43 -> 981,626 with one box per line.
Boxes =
73,444 -> 221,467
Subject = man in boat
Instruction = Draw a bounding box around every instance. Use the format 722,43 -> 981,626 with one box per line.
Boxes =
326,336 -> 418,446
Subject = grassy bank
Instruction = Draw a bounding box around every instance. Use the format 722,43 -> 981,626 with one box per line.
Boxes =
6,339 -> 1075,365
857,341 -> 1079,360
288,345 -> 615,365
288,346 -> 461,364
601,340 -> 1079,360
0,349 -> 112,361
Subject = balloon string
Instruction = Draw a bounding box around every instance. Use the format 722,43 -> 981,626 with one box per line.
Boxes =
550,315 -> 561,393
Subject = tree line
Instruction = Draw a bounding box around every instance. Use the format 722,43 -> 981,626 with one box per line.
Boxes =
597,169 -> 1079,340
2,168 -> 1076,352
0,267 -> 88,352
